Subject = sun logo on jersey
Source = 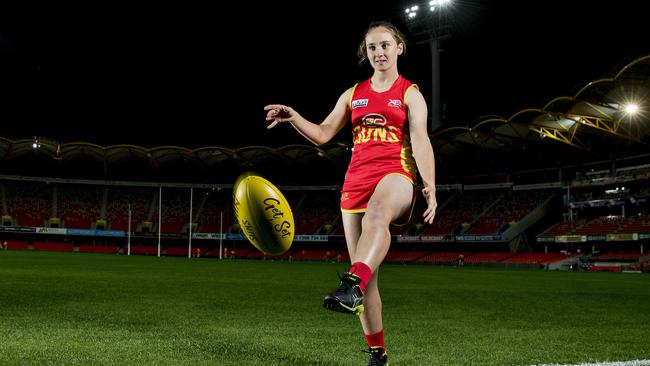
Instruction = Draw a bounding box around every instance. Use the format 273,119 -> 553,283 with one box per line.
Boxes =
361,113 -> 387,127
354,113 -> 399,145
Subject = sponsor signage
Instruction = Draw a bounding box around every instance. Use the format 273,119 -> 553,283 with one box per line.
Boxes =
35,227 -> 67,235
456,235 -> 502,241
536,236 -> 555,243
606,233 -> 639,242
225,233 -> 245,240
555,235 -> 587,243
0,226 -> 37,233
420,235 -> 446,241
397,235 -> 447,242
66,229 -> 125,237
191,233 -> 224,240
295,235 -> 329,242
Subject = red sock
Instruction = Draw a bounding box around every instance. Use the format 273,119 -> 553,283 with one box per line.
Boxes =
349,261 -> 372,293
365,330 -> 385,350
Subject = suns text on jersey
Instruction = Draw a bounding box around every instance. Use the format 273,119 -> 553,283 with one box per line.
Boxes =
352,125 -> 399,144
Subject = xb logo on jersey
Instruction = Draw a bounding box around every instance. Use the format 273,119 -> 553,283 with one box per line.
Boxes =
388,99 -> 402,108
361,113 -> 387,127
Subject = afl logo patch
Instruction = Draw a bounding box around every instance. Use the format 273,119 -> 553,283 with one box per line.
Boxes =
352,99 -> 368,109
362,113 -> 387,127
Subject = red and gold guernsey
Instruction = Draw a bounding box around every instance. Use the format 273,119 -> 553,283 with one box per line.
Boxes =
341,75 -> 418,213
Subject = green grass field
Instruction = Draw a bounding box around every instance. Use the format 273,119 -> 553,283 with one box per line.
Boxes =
1,250 -> 648,365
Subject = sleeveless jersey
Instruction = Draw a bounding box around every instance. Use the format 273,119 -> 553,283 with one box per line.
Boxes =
342,75 -> 418,201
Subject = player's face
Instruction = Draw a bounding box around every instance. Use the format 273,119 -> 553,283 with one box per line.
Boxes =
365,27 -> 403,72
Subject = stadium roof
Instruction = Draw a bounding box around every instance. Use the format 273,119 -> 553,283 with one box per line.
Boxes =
431,54 -> 650,178
0,54 -> 648,185
0,137 -> 350,185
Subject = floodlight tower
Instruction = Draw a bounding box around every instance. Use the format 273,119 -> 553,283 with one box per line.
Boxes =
404,0 -> 453,132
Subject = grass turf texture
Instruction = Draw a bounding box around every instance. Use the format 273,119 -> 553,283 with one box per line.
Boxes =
0,251 -> 648,365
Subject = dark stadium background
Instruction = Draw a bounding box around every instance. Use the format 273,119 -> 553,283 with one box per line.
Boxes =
1,0 -> 648,150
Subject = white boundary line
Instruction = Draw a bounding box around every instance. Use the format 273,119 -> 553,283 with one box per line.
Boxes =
531,360 -> 650,366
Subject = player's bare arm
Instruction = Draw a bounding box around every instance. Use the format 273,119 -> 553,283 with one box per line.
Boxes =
264,88 -> 352,146
406,87 -> 437,224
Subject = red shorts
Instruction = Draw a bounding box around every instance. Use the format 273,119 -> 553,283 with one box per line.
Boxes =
340,172 -> 416,226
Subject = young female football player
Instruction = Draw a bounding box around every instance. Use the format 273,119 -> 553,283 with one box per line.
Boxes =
264,21 -> 437,366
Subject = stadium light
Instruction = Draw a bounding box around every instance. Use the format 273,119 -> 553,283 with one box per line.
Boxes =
403,0 -> 454,132
623,103 -> 639,115
405,5 -> 419,18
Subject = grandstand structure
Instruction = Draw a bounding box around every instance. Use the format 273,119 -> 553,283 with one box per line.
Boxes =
0,54 -> 649,271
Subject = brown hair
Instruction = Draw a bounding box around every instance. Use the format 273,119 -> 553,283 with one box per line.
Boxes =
357,21 -> 407,65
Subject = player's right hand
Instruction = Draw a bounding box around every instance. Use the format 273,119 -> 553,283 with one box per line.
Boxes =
264,104 -> 298,129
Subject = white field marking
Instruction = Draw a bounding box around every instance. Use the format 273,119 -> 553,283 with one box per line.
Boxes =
531,360 -> 650,366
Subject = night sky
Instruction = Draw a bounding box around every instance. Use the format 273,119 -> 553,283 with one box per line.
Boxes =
1,1 -> 648,149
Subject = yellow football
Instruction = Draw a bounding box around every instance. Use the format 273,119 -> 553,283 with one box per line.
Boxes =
233,172 -> 294,255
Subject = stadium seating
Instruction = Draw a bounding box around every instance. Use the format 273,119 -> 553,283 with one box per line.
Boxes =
1,177 -> 645,273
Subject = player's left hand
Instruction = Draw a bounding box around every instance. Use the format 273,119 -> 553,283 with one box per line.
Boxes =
422,186 -> 437,224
